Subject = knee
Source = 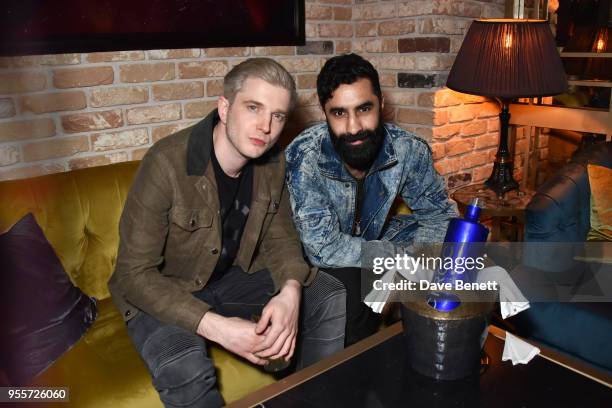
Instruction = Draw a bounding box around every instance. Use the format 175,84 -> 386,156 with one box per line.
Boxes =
320,287 -> 347,320
143,334 -> 220,407
304,272 -> 347,326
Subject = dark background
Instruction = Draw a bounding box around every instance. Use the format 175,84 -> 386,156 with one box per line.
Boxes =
0,0 -> 305,56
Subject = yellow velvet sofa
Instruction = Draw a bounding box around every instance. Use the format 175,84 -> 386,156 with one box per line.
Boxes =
0,161 -> 275,407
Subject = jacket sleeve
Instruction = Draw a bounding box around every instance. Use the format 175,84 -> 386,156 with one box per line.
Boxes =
285,151 -> 396,269
110,151 -> 210,333
399,141 -> 459,244
260,159 -> 316,291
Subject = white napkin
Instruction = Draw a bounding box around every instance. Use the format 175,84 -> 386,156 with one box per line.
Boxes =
364,267 -> 395,313
475,266 -> 530,319
500,301 -> 530,319
502,331 -> 540,365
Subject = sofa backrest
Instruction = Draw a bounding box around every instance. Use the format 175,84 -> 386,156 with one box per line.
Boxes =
523,142 -> 611,272
0,161 -> 141,300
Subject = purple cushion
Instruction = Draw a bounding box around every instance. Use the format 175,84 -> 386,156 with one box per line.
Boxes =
0,213 -> 97,386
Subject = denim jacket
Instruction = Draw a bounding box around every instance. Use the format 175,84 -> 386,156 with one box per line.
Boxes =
285,122 -> 458,269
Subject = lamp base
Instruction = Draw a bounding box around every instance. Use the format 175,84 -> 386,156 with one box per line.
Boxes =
485,101 -> 519,197
485,160 -> 519,197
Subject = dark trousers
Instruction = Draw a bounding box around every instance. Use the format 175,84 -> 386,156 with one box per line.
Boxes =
323,267 -> 381,347
126,267 -> 346,408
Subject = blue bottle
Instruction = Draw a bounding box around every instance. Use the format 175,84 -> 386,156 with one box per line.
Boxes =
428,198 -> 489,312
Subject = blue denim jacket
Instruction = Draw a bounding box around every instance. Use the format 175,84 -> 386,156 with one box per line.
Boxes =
285,122 -> 458,269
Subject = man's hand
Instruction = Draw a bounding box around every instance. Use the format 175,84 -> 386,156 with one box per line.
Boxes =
197,311 -> 267,365
253,279 -> 301,362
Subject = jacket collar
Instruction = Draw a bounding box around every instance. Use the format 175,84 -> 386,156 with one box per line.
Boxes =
317,124 -> 398,181
186,108 -> 279,177
187,109 -> 217,176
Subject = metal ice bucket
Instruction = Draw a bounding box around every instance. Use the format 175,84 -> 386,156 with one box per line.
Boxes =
400,294 -> 495,380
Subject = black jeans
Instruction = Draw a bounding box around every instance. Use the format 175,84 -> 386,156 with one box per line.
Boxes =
126,267 -> 346,408
322,267 -> 381,347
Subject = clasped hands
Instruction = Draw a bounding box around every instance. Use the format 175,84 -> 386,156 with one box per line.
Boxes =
197,279 -> 301,366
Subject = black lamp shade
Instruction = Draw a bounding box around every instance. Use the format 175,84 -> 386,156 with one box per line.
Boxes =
446,19 -> 568,99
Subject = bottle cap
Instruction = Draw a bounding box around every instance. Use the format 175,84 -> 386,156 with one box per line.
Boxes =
469,197 -> 482,208
465,198 -> 482,221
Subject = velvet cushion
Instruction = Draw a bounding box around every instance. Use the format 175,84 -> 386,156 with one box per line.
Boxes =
0,213 -> 97,386
587,164 -> 612,242
0,161 -> 140,302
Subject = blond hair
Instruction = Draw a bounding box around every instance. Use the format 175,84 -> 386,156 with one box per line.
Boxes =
223,58 -> 297,110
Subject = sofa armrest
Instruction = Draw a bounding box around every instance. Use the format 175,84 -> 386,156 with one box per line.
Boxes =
523,163 -> 590,272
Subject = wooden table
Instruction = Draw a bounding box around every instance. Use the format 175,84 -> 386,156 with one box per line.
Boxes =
452,184 -> 535,241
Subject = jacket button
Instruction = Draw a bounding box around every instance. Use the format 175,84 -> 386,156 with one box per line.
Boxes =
125,310 -> 131,317
190,219 -> 196,227
211,248 -> 219,254
273,201 -> 279,210
345,183 -> 350,188
195,278 -> 203,286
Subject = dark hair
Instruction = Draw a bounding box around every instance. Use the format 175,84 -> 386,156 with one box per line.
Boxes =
316,53 -> 382,107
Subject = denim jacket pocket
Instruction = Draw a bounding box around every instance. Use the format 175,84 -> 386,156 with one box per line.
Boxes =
381,214 -> 418,242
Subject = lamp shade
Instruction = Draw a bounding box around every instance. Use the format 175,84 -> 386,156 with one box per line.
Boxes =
446,19 -> 568,99
563,26 -> 611,80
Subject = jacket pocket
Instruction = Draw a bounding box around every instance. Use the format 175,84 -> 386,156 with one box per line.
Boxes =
381,214 -> 418,242
267,199 -> 280,214
170,207 -> 213,231
165,208 -> 214,277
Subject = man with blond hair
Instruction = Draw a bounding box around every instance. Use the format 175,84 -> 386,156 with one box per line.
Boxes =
109,58 -> 346,408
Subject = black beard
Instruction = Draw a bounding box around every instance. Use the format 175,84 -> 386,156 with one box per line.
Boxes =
329,121 -> 385,171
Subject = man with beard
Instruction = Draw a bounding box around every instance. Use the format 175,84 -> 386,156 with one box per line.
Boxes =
285,54 -> 458,345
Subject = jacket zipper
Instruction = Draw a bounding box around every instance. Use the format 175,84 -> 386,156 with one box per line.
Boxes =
352,178 -> 364,236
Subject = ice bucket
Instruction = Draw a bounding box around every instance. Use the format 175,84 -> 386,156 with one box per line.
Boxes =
400,295 -> 495,380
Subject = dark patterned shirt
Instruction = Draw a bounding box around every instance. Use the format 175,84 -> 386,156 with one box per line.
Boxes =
209,143 -> 253,282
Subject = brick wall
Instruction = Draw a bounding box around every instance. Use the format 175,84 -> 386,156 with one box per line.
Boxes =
0,0 -> 542,190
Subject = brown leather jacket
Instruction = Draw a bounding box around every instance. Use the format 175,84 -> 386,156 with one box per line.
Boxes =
108,110 -> 314,333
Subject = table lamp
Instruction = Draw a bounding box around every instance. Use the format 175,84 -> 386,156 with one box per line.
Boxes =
446,19 -> 568,196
